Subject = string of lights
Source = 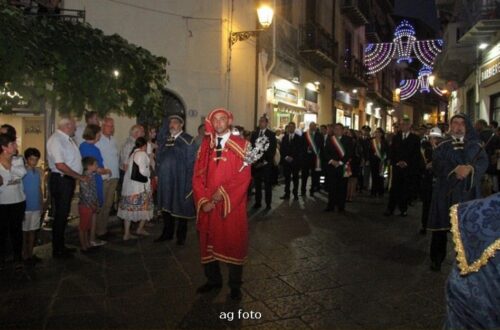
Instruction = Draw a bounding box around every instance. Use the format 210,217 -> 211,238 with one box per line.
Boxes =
399,79 -> 419,100
364,20 -> 444,74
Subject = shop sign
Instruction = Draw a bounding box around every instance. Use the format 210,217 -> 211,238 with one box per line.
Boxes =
274,86 -> 299,104
481,56 -> 500,86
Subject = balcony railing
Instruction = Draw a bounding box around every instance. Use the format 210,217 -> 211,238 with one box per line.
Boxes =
459,0 -> 500,43
299,21 -> 338,68
341,0 -> 370,26
10,0 -> 85,22
340,53 -> 368,87
260,15 -> 299,65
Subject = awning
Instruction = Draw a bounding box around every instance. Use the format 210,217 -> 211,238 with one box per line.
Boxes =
277,101 -> 307,113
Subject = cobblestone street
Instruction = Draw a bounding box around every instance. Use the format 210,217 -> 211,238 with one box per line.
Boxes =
0,189 -> 452,329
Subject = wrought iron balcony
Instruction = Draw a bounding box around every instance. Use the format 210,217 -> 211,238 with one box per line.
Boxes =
367,76 -> 392,106
341,0 -> 369,27
299,21 -> 338,69
11,0 -> 85,22
459,0 -> 500,43
340,53 -> 368,87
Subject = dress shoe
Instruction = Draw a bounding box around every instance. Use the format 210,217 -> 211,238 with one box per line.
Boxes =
419,228 -> 427,235
323,208 -> 334,212
293,195 -> 299,201
230,288 -> 242,300
280,195 -> 290,200
383,210 -> 393,217
196,283 -> 222,294
252,203 -> 262,209
265,205 -> 271,211
52,251 -> 74,259
154,235 -> 170,243
400,212 -> 408,217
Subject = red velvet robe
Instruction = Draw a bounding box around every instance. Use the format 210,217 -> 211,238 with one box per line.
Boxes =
192,134 -> 251,265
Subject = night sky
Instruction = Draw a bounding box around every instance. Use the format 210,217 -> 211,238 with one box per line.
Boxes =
393,0 -> 440,32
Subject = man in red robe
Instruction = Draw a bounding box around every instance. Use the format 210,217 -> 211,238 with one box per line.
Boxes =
192,108 -> 251,300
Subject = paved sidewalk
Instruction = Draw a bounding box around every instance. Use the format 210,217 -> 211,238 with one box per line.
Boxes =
0,189 -> 452,329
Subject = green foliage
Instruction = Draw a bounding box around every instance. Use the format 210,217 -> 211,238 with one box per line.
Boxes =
0,0 -> 168,121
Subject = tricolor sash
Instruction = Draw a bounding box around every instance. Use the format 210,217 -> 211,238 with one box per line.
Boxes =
371,139 -> 386,176
330,136 -> 350,177
305,132 -> 321,170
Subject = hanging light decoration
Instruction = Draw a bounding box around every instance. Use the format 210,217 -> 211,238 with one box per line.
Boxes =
418,65 -> 433,93
393,20 -> 416,64
364,20 -> 444,75
399,79 -> 419,100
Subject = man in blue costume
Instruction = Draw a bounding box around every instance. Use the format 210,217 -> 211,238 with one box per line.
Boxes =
428,113 -> 488,271
155,115 -> 196,245
445,192 -> 500,329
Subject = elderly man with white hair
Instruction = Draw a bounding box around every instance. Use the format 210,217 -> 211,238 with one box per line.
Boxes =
47,118 -> 89,259
119,124 -> 145,174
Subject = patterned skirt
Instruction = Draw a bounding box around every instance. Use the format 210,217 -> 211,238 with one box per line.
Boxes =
117,190 -> 154,222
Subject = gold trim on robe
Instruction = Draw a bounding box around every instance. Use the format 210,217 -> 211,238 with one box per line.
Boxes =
450,204 -> 500,275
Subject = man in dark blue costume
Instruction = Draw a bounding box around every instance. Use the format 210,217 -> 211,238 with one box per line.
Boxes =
155,115 -> 196,245
428,113 -> 488,271
445,192 -> 500,329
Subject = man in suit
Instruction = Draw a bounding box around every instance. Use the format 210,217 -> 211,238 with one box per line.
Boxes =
323,123 -> 353,212
301,122 -> 324,197
384,117 -> 422,217
280,122 -> 305,201
251,116 -> 277,210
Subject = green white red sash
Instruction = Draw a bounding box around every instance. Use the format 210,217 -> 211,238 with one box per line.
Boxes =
331,136 -> 350,177
371,139 -> 386,176
305,131 -> 321,170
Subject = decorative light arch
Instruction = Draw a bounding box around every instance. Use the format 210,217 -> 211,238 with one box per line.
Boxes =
364,20 -> 444,75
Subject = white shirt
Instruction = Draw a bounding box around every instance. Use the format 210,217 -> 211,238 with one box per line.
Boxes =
47,129 -> 82,175
173,130 -> 183,140
120,137 -> 135,171
216,131 -> 231,148
96,134 -> 120,180
74,123 -> 85,146
0,163 -> 25,204
121,150 -> 150,196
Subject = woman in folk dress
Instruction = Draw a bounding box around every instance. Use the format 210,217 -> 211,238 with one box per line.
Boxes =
118,137 -> 153,240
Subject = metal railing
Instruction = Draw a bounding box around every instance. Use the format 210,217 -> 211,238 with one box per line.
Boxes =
10,0 -> 86,22
466,0 -> 500,24
343,54 -> 366,79
341,0 -> 370,20
299,21 -> 338,61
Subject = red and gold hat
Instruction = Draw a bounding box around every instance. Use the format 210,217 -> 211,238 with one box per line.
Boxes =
204,108 -> 233,148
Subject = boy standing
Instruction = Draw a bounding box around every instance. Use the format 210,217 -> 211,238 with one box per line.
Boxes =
22,148 -> 43,263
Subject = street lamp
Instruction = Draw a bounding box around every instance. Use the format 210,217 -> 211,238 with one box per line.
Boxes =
229,4 -> 274,48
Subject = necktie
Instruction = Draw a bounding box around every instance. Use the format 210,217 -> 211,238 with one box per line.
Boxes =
259,130 -> 264,137
289,134 -> 293,143
216,137 -> 223,160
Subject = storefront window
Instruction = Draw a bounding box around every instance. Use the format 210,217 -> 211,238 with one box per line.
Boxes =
491,93 -> 500,122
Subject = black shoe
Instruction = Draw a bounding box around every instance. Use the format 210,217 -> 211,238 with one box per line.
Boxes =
400,212 -> 408,217
430,261 -> 441,272
323,208 -> 334,212
53,251 -> 74,259
338,209 -> 346,214
252,203 -> 262,209
419,228 -> 427,235
265,205 -> 271,211
280,195 -> 290,200
383,210 -> 393,216
196,283 -> 222,294
176,239 -> 185,246
230,288 -> 242,300
300,191 -> 306,196
80,248 -> 98,255
293,195 -> 299,201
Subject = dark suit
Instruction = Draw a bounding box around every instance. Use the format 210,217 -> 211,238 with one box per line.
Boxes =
301,130 -> 324,195
323,134 -> 353,211
251,129 -> 277,207
280,133 -> 305,198
387,131 -> 421,214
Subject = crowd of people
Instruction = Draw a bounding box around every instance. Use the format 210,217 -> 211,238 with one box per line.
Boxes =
0,109 -> 499,305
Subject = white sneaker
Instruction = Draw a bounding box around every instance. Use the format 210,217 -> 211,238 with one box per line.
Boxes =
90,240 -> 107,247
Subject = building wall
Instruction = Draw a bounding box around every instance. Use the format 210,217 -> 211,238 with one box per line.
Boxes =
64,0 -> 257,134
